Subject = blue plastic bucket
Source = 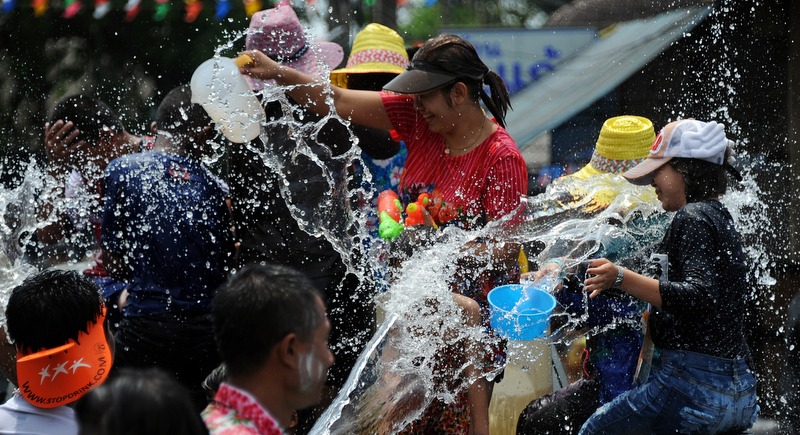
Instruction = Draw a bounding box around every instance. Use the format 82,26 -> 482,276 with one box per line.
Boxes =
488,284 -> 556,340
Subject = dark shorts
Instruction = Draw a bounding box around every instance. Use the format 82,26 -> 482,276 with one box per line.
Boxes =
113,313 -> 220,411
517,377 -> 600,435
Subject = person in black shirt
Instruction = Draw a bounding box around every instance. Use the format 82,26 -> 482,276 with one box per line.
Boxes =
578,119 -> 758,434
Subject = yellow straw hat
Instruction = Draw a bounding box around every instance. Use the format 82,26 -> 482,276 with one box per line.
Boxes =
330,23 -> 409,89
595,115 -> 654,161
558,116 -> 657,214
580,115 -> 655,175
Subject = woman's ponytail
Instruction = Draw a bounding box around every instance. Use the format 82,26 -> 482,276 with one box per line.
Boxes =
480,71 -> 511,128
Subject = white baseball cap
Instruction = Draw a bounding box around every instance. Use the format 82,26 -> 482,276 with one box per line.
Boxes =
622,119 -> 734,185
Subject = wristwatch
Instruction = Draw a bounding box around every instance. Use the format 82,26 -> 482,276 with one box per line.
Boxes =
613,266 -> 624,288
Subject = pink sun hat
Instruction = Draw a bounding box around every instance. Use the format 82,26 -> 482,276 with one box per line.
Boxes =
245,1 -> 344,91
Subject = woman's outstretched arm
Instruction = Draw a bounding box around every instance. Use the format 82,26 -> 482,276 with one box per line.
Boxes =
241,50 -> 394,131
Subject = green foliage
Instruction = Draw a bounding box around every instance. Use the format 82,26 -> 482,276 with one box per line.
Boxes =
0,7 -> 248,179
398,4 -> 441,43
398,0 -> 544,37
450,4 -> 480,26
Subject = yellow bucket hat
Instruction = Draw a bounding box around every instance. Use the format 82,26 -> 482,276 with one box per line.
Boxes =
330,23 -> 409,89
595,115 -> 654,161
557,115 -> 657,215
581,115 -> 655,175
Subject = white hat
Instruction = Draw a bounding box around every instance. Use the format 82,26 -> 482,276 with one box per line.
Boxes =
623,119 -> 734,185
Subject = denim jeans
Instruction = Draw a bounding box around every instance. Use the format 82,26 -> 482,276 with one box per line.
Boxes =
579,349 -> 758,435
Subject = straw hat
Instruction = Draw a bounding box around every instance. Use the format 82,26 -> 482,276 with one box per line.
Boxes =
245,2 -> 344,91
558,116 -> 656,214
572,115 -> 655,178
330,23 -> 408,89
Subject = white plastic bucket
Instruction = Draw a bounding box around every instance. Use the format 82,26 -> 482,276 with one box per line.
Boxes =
190,57 -> 265,143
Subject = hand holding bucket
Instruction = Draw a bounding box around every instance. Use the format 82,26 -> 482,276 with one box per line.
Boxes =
190,55 -> 266,143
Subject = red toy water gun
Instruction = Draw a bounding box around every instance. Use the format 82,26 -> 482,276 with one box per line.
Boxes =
377,190 -> 404,241
379,190 -> 452,241
423,189 -> 458,225
403,193 -> 430,227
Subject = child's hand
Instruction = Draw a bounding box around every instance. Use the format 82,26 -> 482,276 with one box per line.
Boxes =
44,119 -> 86,168
520,268 -> 549,282
521,259 -> 565,291
239,50 -> 281,81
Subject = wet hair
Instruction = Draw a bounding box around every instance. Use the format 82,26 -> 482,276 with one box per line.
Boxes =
668,158 -> 730,203
6,270 -> 103,355
75,367 -> 208,435
413,34 -> 511,127
154,84 -> 213,146
50,95 -> 124,146
212,263 -> 323,378
201,363 -> 228,403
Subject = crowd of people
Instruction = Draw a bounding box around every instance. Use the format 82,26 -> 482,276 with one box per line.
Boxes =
0,1 -> 759,434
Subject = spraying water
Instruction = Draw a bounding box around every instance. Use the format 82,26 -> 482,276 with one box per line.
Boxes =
0,160 -> 79,328
0,2 -> 781,433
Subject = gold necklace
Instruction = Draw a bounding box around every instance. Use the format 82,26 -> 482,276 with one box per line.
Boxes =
444,117 -> 487,155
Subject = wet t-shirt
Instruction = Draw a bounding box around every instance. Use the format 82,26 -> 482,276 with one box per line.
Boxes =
102,152 -> 233,317
651,199 -> 751,360
380,92 -> 528,229
380,92 -> 528,380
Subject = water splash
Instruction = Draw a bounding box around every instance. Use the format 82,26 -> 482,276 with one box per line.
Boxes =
0,160 -> 58,327
312,230 -> 498,434
0,2 -> 781,432
311,173 -> 669,433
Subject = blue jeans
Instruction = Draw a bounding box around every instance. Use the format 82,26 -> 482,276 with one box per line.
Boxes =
579,349 -> 758,434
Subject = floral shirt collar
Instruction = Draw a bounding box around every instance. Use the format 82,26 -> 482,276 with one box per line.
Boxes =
202,383 -> 283,435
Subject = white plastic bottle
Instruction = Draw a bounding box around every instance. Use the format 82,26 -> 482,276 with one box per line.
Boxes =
190,55 -> 266,143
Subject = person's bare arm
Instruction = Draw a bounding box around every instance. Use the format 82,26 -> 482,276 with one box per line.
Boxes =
454,294 -> 491,435
35,184 -> 69,245
456,237 -> 521,282
240,50 -> 393,130
584,258 -> 663,307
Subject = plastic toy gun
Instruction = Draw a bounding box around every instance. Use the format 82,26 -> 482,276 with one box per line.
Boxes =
377,189 -> 461,241
423,189 -> 458,225
378,190 -> 404,241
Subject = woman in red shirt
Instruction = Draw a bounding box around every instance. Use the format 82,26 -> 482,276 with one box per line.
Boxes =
242,34 -> 527,434
242,34 -> 527,226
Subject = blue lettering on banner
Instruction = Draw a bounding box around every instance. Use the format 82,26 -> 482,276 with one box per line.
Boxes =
451,27 -> 596,94
494,44 -> 562,94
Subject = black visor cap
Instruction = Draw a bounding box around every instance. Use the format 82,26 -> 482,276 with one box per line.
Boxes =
382,60 -> 460,94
